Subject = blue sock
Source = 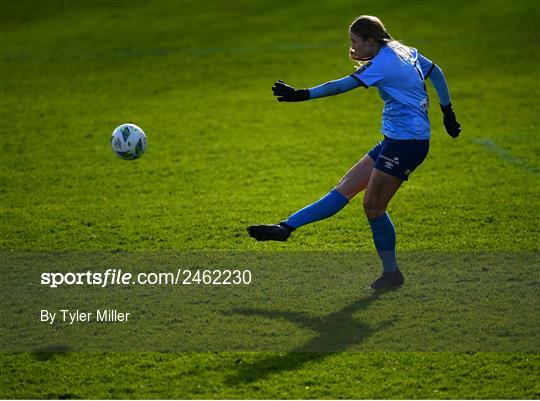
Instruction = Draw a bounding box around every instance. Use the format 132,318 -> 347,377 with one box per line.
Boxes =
285,189 -> 348,228
368,212 -> 398,272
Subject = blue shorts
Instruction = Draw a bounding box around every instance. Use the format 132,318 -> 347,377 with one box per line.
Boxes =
368,136 -> 429,181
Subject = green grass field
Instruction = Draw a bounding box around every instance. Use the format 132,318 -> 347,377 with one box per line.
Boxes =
1,0 -> 539,399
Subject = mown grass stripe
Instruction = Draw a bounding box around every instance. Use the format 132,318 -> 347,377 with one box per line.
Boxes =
472,137 -> 540,176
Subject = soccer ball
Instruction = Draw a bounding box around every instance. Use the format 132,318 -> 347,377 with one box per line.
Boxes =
111,123 -> 147,160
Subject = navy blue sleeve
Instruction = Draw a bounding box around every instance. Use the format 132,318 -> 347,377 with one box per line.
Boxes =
308,75 -> 362,99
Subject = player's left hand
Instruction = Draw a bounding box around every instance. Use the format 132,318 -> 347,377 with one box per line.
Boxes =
440,103 -> 461,138
272,80 -> 310,102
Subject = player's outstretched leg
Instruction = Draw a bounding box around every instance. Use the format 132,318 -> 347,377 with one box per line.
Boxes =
247,189 -> 347,242
247,156 -> 375,242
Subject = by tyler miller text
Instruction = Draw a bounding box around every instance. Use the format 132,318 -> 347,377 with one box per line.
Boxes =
41,309 -> 130,324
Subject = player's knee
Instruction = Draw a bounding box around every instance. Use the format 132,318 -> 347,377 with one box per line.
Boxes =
363,198 -> 385,219
335,181 -> 354,200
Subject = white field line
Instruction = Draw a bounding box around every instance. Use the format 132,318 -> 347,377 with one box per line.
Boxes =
472,138 -> 540,176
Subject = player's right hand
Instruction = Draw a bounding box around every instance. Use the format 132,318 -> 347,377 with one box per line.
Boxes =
440,103 -> 461,138
272,80 -> 310,102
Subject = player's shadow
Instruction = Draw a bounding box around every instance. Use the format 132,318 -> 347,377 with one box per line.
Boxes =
225,291 -> 395,385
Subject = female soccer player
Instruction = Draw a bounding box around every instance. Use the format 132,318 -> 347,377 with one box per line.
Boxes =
247,16 -> 461,290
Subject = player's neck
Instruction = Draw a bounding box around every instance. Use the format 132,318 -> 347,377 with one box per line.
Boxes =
364,42 -> 385,60
372,42 -> 385,56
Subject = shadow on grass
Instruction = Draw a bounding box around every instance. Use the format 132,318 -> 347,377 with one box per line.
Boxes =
31,344 -> 72,361
226,291 -> 393,384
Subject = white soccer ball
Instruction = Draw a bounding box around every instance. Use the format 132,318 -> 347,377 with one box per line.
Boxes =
111,123 -> 147,160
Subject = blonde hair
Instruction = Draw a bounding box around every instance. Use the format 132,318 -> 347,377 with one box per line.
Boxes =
349,15 -> 411,66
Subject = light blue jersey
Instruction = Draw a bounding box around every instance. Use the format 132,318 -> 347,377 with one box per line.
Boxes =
351,44 -> 434,140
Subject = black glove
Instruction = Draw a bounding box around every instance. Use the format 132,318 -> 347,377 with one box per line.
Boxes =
272,80 -> 310,102
440,103 -> 461,138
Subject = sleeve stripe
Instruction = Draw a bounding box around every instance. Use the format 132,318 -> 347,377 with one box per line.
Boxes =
350,74 -> 368,88
425,63 -> 436,79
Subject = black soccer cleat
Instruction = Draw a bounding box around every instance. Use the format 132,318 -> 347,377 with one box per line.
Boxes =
247,223 -> 294,242
370,270 -> 404,290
